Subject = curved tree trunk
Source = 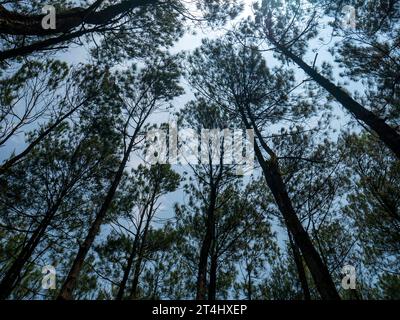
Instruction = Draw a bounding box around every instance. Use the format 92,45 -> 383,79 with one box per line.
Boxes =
238,106 -> 340,300
0,0 -> 158,61
270,38 -> 400,160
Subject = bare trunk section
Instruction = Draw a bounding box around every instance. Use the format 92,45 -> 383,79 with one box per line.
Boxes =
0,215 -> 51,299
245,266 -> 253,300
114,215 -> 144,300
196,186 -> 217,300
0,29 -> 91,61
128,225 -> 148,300
0,0 -> 158,61
254,141 -> 340,300
288,230 -> 311,300
208,251 -> 217,301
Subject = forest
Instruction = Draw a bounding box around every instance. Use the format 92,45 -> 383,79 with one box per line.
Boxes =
0,0 -> 399,301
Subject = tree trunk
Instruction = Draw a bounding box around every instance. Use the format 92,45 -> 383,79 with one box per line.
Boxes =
196,186 -> 217,300
246,268 -> 252,300
0,0 -> 158,61
254,140 -> 340,300
0,190 -> 67,299
128,193 -> 156,300
238,104 -> 339,300
270,38 -> 400,159
0,0 -> 157,36
57,136 -> 136,300
114,217 -> 144,300
128,246 -> 144,300
288,230 -> 311,300
0,29 -> 92,61
208,252 -> 217,301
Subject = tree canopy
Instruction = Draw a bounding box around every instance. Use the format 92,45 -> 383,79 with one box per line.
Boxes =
0,0 -> 399,301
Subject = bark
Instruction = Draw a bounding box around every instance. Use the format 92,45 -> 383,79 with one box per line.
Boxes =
196,185 -> 217,300
208,252 -> 217,301
0,28 -> 92,61
128,246 -> 143,300
57,135 -> 137,300
246,268 -> 252,300
288,230 -> 311,300
128,232 -> 146,299
270,38 -> 400,160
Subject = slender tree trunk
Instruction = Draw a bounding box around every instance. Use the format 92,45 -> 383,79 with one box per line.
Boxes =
288,230 -> 311,300
246,268 -> 252,300
0,191 -> 67,299
128,245 -> 144,300
208,252 -> 217,301
0,216 -> 50,299
57,136 -> 136,300
128,210 -> 153,300
196,185 -> 217,300
114,217 -> 144,300
270,38 -> 400,159
115,187 -> 158,300
254,141 -> 340,300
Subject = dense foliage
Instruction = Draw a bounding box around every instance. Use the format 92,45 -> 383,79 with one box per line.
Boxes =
0,0 -> 399,300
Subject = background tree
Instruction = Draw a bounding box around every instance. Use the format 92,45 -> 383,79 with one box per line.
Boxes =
0,93 -> 121,299
57,52 -> 183,300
